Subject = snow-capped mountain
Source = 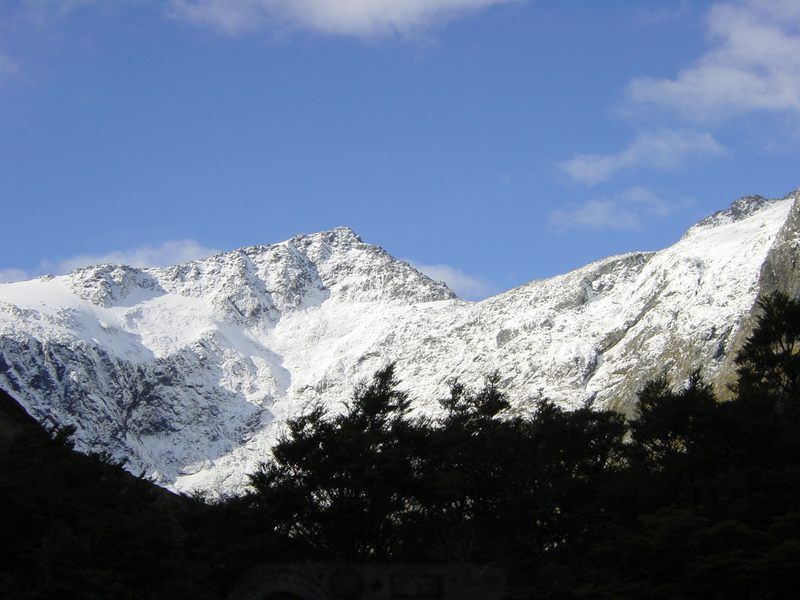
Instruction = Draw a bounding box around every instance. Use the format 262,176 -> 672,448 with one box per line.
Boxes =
1,191 -> 798,493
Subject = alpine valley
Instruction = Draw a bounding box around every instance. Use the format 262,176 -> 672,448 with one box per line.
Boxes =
2,190 -> 799,494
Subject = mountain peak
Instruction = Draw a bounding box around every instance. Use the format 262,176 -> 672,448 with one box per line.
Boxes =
689,192 -> 793,234
57,226 -> 455,313
287,225 -> 363,247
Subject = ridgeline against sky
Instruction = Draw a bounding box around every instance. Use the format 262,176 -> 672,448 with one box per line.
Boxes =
1,0 -> 798,298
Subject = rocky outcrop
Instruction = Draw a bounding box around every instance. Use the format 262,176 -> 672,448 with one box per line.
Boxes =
714,189 -> 800,397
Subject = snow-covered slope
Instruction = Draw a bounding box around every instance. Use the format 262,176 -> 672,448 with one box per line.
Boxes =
1,193 -> 798,493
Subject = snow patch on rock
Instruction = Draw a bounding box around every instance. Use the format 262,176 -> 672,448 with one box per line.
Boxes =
0,195 -> 796,494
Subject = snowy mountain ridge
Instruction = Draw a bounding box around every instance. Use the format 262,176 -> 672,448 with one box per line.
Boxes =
1,191 -> 799,493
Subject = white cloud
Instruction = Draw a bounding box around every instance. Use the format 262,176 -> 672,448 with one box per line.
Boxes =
166,0 -> 516,38
0,268 -> 31,283
548,186 -> 675,233
1,240 -> 219,283
627,0 -> 800,120
411,261 -> 494,300
558,128 -> 725,185
45,239 -> 220,273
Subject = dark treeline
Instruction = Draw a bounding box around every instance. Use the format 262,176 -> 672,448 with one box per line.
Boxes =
3,292 -> 800,598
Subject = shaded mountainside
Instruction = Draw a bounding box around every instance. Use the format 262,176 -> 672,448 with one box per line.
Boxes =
0,386 -> 198,599
0,386 -> 300,599
0,192 -> 798,493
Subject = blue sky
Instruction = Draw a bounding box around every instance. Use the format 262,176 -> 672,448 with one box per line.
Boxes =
1,0 -> 798,299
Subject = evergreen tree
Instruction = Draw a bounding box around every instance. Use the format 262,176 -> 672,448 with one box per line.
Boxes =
736,291 -> 800,417
247,364 -> 426,560
629,370 -> 716,469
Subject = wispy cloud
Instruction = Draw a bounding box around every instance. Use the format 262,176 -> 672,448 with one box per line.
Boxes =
166,0 -> 516,38
16,0 -> 98,24
548,186 -> 676,233
0,0 -> 100,84
411,261 -> 494,300
559,128 -> 725,186
0,51 -> 19,81
0,268 -> 31,283
631,0 -> 691,25
627,0 -> 800,120
0,240 -> 219,283
45,239 -> 220,273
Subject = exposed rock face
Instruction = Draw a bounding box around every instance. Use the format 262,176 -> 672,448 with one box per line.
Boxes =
757,194 -> 800,298
0,194 -> 798,493
714,193 -> 800,396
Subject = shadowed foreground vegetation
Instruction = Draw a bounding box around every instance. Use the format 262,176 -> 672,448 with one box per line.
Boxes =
3,292 -> 800,599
